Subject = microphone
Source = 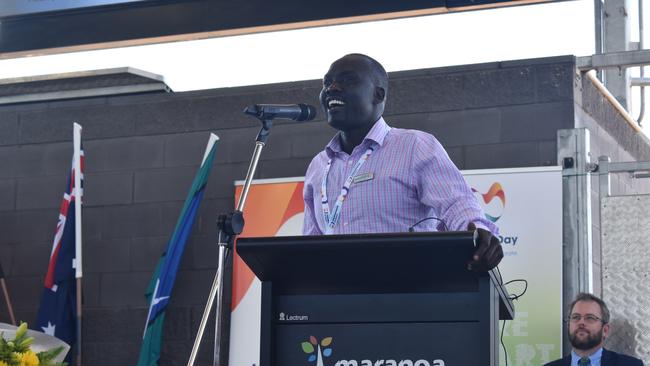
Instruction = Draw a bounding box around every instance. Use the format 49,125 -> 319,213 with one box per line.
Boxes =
244,103 -> 317,121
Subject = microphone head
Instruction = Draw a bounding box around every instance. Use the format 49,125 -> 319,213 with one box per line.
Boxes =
296,103 -> 317,121
243,103 -> 317,121
244,105 -> 261,117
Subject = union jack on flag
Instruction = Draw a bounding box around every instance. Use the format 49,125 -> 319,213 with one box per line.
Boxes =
35,137 -> 84,362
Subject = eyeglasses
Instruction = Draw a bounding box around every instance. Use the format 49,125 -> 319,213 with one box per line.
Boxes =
568,314 -> 604,324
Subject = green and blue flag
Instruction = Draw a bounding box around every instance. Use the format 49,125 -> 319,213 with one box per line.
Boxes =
137,133 -> 219,366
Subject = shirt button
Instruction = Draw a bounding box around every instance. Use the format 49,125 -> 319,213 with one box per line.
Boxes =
348,160 -> 353,165
343,222 -> 349,226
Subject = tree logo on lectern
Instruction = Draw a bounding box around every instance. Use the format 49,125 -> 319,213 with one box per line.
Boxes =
301,336 -> 332,366
471,182 -> 506,222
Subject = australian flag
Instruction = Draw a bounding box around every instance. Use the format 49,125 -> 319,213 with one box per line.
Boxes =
35,145 -> 84,362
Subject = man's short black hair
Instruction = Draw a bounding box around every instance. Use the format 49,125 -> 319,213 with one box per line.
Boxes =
344,53 -> 389,93
570,292 -> 611,324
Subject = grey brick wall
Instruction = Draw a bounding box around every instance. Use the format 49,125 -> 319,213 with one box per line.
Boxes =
0,55 -> 636,365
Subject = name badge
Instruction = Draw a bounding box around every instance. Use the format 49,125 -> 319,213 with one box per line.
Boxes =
353,172 -> 374,184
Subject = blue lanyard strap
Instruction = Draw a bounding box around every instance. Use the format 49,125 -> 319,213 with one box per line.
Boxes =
321,146 -> 374,234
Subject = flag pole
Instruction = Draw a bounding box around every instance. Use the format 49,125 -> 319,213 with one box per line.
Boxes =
188,119 -> 272,366
0,262 -> 16,325
73,123 -> 83,366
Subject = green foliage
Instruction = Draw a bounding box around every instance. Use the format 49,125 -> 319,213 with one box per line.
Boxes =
0,322 -> 67,366
36,346 -> 67,366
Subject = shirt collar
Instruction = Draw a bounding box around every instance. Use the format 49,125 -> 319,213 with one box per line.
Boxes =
571,347 -> 603,365
325,117 -> 391,157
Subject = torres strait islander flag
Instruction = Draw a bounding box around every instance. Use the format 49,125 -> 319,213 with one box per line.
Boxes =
35,139 -> 84,361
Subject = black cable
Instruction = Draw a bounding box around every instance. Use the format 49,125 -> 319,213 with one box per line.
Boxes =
501,315 -> 508,366
498,270 -> 528,366
495,266 -> 504,285
505,279 -> 528,301
408,217 -> 448,232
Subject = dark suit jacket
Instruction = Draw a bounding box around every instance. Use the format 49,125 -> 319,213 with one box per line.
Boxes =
544,348 -> 644,366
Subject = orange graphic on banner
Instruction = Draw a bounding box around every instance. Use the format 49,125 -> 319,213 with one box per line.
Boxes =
232,181 -> 304,310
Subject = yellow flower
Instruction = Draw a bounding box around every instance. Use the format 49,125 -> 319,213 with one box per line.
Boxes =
0,360 -> 9,366
14,350 -> 39,366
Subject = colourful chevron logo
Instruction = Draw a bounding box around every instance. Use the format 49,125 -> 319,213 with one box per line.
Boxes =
472,182 -> 506,222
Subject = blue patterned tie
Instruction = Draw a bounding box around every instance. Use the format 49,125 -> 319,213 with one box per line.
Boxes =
578,357 -> 591,365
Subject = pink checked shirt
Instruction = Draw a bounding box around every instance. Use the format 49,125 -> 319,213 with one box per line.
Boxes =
302,118 -> 498,235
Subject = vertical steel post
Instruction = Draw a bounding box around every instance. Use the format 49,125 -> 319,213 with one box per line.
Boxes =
557,128 -> 594,352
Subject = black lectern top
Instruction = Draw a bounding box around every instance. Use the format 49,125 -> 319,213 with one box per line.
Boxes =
236,231 -> 514,319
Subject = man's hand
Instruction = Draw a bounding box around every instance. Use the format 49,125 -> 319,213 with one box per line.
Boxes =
467,222 -> 503,272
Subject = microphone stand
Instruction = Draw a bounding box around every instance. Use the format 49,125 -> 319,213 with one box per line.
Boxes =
187,118 -> 274,366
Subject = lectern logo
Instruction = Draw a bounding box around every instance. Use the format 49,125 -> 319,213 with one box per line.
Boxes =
472,182 -> 506,222
301,336 -> 333,366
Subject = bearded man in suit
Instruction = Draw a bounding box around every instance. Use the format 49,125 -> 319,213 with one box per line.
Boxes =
544,293 -> 644,366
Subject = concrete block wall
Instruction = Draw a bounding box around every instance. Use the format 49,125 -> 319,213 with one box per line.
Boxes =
0,55 -> 578,365
386,56 -> 575,170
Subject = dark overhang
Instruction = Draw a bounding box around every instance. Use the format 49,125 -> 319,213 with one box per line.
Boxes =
0,0 -> 566,56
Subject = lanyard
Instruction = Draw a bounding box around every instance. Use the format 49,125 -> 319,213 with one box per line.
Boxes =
321,146 -> 374,234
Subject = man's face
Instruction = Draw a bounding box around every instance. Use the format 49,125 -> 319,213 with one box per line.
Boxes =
568,300 -> 610,351
319,56 -> 382,132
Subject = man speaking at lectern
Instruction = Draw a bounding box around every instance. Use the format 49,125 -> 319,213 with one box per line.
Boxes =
302,53 -> 502,271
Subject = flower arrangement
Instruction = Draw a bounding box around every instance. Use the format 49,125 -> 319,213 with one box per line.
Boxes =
0,323 -> 66,366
